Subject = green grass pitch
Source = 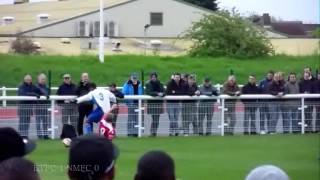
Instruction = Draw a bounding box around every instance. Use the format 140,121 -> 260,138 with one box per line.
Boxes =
27,134 -> 319,180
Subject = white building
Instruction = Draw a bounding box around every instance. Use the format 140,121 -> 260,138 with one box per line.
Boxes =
2,0 -> 212,38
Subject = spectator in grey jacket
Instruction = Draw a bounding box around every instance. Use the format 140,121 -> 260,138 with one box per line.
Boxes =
284,73 -> 300,133
35,73 -> 50,139
198,77 -> 218,136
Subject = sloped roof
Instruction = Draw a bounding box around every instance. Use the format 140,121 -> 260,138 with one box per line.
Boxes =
0,0 -> 130,35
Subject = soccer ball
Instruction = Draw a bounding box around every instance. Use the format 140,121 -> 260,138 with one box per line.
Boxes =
62,138 -> 72,147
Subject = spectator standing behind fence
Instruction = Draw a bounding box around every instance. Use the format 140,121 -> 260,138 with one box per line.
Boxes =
35,73 -> 50,139
198,77 -> 219,136
267,72 -> 286,134
314,73 -> 320,133
223,75 -> 240,135
145,72 -> 165,137
108,83 -> 124,128
166,73 -> 185,136
258,71 -> 274,135
181,75 -> 200,136
57,74 -> 78,129
299,71 -> 314,133
241,75 -> 260,135
17,75 -> 41,138
122,73 -> 143,137
75,72 -> 93,135
284,73 -> 300,133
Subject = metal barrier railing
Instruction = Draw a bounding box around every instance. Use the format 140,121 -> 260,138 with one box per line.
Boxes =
0,94 -> 319,139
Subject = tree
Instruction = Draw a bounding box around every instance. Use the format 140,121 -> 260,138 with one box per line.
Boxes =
312,27 -> 320,38
182,0 -> 218,11
185,10 -> 274,58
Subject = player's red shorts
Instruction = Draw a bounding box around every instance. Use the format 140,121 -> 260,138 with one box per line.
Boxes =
98,114 -> 115,141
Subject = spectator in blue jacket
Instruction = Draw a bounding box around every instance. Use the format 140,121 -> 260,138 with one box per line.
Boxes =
122,73 -> 143,137
17,74 -> 41,138
258,70 -> 274,134
57,74 -> 78,129
35,73 -> 50,139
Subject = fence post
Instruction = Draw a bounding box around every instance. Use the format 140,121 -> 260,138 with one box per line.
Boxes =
218,98 -> 227,136
49,99 -> 56,139
2,87 -> 6,107
299,98 -> 306,134
137,99 -> 144,138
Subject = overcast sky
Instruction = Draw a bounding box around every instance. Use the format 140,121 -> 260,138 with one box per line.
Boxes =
218,0 -> 319,24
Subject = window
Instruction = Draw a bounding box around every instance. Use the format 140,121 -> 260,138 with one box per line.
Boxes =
150,12 -> 163,26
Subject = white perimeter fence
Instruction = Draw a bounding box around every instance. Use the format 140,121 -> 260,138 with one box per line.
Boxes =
0,94 -> 319,139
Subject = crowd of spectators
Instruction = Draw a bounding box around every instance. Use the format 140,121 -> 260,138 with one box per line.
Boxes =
16,67 -> 320,138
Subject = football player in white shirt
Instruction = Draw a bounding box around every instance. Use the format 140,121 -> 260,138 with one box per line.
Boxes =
76,83 -> 117,134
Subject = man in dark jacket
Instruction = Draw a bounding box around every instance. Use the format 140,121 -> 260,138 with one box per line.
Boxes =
145,72 -> 165,137
57,74 -> 78,129
75,72 -> 93,135
241,75 -> 260,135
267,72 -> 286,134
17,74 -> 41,138
314,73 -> 320,133
299,71 -> 314,133
258,71 -> 274,134
109,83 -> 124,128
223,75 -> 241,135
35,73 -> 50,139
198,77 -> 218,136
166,73 -> 185,136
181,75 -> 200,136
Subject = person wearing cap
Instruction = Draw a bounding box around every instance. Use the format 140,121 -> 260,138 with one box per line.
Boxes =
241,75 -> 260,135
57,74 -> 78,129
134,150 -> 175,180
76,73 -> 94,135
181,74 -> 200,136
17,74 -> 41,138
122,73 -> 143,137
165,73 -> 186,136
223,75 -> 241,135
0,157 -> 40,180
35,73 -> 50,139
0,127 -> 36,162
108,83 -> 124,128
145,72 -> 165,137
76,83 -> 117,134
68,135 -> 119,180
245,165 -> 290,180
198,77 -> 219,136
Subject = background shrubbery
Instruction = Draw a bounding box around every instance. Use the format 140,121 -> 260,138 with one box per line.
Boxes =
186,10 -> 274,58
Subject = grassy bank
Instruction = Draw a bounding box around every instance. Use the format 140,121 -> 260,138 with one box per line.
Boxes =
0,54 -> 318,87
